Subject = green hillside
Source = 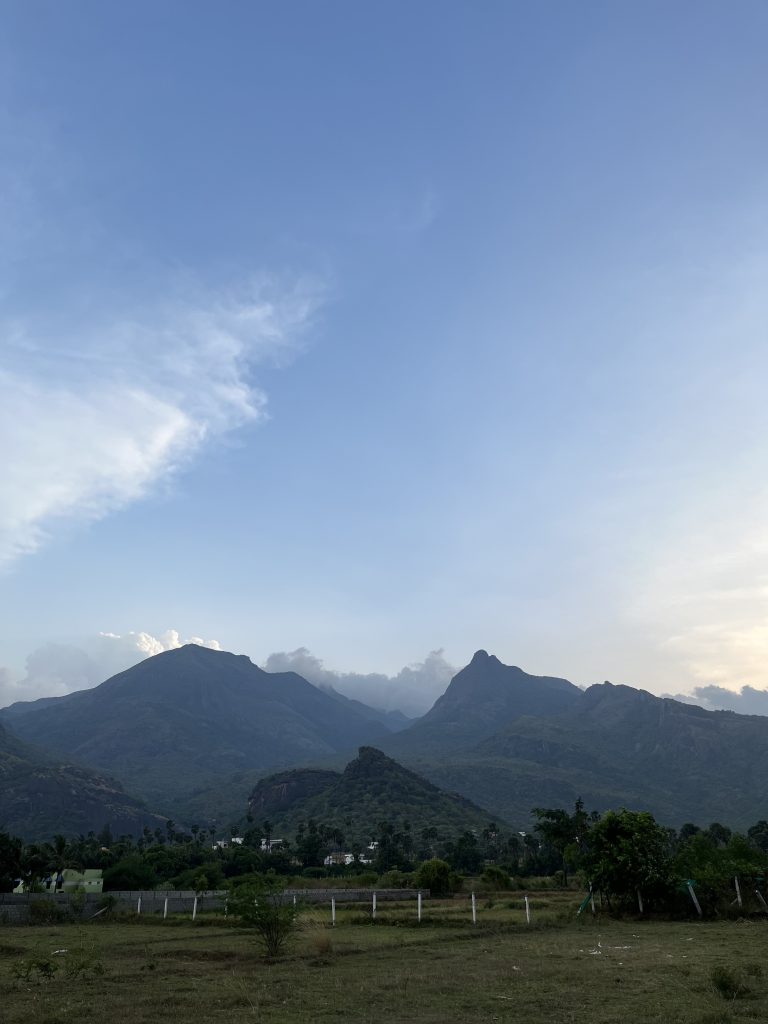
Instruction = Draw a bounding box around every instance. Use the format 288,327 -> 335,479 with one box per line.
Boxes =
0,722 -> 167,840
247,746 -> 504,841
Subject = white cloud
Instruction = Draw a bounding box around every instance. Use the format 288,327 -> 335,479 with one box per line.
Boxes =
262,647 -> 455,716
0,278 -> 321,565
0,630 -> 221,708
0,635 -> 452,716
665,683 -> 768,716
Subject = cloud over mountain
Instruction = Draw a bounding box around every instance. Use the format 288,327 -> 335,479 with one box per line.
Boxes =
667,683 -> 768,717
0,630 -> 221,708
262,647 -> 455,717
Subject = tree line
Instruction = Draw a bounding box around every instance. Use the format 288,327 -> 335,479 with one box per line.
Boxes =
3,805 -> 768,913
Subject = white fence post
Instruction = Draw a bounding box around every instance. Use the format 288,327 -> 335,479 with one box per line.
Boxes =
524,895 -> 530,924
471,891 -> 477,926
417,891 -> 422,923
372,892 -> 377,921
687,882 -> 703,918
331,897 -> 336,927
137,896 -> 142,915
734,877 -> 742,909
163,897 -> 168,920
192,896 -> 198,921
636,889 -> 644,914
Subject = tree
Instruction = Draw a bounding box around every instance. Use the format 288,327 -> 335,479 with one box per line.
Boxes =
445,831 -> 483,874
229,878 -> 300,959
0,832 -> 22,892
102,854 -> 159,891
747,820 -> 768,853
415,858 -> 454,895
580,809 -> 673,908
533,799 -> 592,884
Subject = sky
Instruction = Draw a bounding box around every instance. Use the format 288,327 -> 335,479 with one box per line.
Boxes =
2,1 -> 768,714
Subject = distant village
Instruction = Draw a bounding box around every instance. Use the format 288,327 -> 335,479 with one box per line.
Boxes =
212,835 -> 379,867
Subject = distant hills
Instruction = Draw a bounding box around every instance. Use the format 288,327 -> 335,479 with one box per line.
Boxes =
0,645 -> 401,814
381,655 -> 768,829
247,746 -> 499,840
0,722 -> 166,841
5,644 -> 768,839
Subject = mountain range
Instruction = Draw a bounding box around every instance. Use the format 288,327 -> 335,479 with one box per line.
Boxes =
4,644 -> 768,838
379,652 -> 768,829
0,644 -> 400,813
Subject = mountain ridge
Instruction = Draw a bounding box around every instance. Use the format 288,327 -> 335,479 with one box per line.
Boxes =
0,645 -> 400,812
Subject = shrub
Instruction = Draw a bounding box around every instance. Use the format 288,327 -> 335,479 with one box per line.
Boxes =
28,900 -> 68,925
301,867 -> 325,879
12,955 -> 58,982
103,855 -> 158,891
482,866 -> 512,890
229,878 -> 301,959
379,870 -> 413,889
415,859 -> 453,896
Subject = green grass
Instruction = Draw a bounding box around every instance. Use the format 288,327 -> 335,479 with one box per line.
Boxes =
2,892 -> 768,1023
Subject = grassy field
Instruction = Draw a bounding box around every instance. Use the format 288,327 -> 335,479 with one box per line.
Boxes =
2,892 -> 768,1023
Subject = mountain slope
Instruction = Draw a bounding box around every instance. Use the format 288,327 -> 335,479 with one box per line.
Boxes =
247,746 -> 502,839
0,722 -> 166,840
385,649 -> 582,756
398,679 -> 768,829
0,645 -> 393,810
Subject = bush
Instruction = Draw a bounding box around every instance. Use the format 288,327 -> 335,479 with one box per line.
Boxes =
103,855 -> 158,891
28,900 -> 69,925
12,955 -> 58,982
482,866 -> 512,890
229,878 -> 301,959
415,859 -> 453,896
378,870 -> 413,889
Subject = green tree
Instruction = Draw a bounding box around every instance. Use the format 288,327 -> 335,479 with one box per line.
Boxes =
0,832 -> 22,892
102,854 -> 159,891
415,858 -> 453,895
581,809 -> 673,908
445,831 -> 483,874
533,799 -> 592,884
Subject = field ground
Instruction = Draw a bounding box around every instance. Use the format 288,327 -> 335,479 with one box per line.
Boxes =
2,891 -> 768,1023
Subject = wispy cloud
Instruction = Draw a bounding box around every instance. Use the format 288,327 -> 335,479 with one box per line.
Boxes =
0,278 -> 322,564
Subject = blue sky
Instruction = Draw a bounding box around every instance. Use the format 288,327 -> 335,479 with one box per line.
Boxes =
2,1 -> 768,710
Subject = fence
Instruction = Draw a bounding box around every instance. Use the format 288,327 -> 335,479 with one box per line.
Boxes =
0,888 -> 428,924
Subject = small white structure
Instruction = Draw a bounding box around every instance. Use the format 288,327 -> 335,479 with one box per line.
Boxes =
212,836 -> 244,850
260,838 -> 284,853
322,851 -> 372,867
